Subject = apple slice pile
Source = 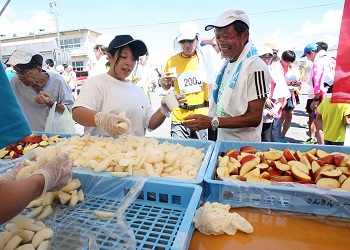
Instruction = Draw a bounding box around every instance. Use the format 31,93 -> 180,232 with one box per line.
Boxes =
216,146 -> 350,192
0,134 -> 65,159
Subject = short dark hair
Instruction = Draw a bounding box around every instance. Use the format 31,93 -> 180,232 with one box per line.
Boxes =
45,58 -> 54,67
281,50 -> 296,63
316,41 -> 328,51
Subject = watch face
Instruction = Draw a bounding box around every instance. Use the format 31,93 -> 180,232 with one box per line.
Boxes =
211,117 -> 219,129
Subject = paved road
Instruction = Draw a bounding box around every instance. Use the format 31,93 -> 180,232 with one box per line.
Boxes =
145,83 -> 312,144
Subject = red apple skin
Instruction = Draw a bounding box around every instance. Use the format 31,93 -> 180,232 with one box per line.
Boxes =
239,154 -> 258,165
333,154 -> 345,167
293,151 -> 302,161
279,156 -> 288,164
315,159 -> 326,166
227,151 -> 240,159
305,152 -> 318,164
270,175 -> 294,182
240,146 -> 257,154
266,169 -> 282,177
319,155 -> 334,165
21,135 -> 42,144
283,148 -> 296,161
284,170 -> 292,177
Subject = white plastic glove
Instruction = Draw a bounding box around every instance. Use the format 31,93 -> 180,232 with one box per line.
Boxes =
25,152 -> 73,197
160,92 -> 186,117
94,112 -> 131,137
0,155 -> 36,181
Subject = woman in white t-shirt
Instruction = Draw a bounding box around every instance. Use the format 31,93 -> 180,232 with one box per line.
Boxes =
72,35 -> 184,137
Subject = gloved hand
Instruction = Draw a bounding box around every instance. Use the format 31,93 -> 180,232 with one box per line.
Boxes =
160,92 -> 186,117
25,152 -> 73,197
0,155 -> 36,181
94,112 -> 131,137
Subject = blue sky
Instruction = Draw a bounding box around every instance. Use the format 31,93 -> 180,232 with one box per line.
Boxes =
0,0 -> 345,63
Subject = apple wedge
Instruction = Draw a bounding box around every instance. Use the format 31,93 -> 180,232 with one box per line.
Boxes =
240,146 -> 258,154
245,175 -> 271,184
300,156 -> 312,170
333,154 -> 346,167
229,175 -> 246,181
291,165 -> 312,182
339,174 -> 348,184
218,155 -> 229,168
239,154 -> 259,165
318,155 -> 334,165
293,150 -> 303,161
260,171 -> 270,180
283,148 -> 296,161
307,147 -> 317,156
311,160 -> 322,174
255,163 -> 269,172
243,167 -> 261,178
316,178 -> 340,189
321,168 -> 342,178
316,149 -> 329,158
216,166 -> 229,180
338,167 -> 350,177
271,161 -> 291,172
305,152 -> 318,164
313,165 -> 335,182
264,150 -> 283,161
340,177 -> 350,191
288,161 -> 309,174
270,175 -> 294,182
239,158 -> 259,176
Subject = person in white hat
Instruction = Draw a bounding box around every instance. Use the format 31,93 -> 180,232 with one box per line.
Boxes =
6,46 -> 74,132
160,21 -> 222,140
89,33 -> 114,78
182,9 -> 270,142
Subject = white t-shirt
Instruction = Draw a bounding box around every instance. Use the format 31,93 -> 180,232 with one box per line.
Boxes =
89,55 -> 108,78
209,58 -> 269,141
73,73 -> 154,136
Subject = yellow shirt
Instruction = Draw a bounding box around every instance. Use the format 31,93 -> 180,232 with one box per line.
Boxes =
164,53 -> 209,122
318,97 -> 350,142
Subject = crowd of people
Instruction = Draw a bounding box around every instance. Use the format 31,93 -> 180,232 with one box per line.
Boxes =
1,6 -> 348,224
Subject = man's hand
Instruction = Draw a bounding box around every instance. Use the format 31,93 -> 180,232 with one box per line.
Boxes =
183,114 -> 211,131
34,91 -> 53,106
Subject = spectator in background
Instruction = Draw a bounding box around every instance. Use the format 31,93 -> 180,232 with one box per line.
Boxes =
183,9 -> 269,142
269,50 -> 297,143
89,34 -> 113,78
302,42 -> 334,144
160,21 -> 222,140
64,65 -> 77,97
316,79 -> 350,146
45,58 -> 56,72
130,52 -> 157,102
6,46 -> 74,132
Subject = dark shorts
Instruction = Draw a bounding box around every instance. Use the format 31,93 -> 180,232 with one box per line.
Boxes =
305,98 -> 316,118
283,97 -> 294,111
325,140 -> 344,146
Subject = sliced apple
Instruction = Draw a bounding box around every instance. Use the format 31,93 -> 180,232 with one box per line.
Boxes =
227,162 -> 239,175
243,167 -> 260,178
229,157 -> 241,167
339,174 -> 348,184
283,148 -> 296,161
316,149 -> 329,158
278,156 -> 288,164
291,165 -> 312,182
316,178 -> 340,189
300,156 -> 312,170
270,175 -> 294,182
260,171 -> 270,180
271,161 -> 291,172
315,159 -> 326,166
225,149 -> 240,159
288,161 -> 309,174
307,148 -> 317,156
218,155 -> 229,168
266,168 -> 282,177
318,154 -> 334,165
240,146 -> 258,154
264,150 -> 283,161
321,168 -> 342,178
311,160 -> 322,174
239,154 -> 259,165
313,165 -> 335,182
338,167 -> 350,177
216,166 -> 229,180
293,150 -> 303,161
239,158 -> 259,176
255,163 -> 269,172
340,177 -> 350,191
229,175 -> 246,181
305,152 -> 318,163
333,154 -> 346,167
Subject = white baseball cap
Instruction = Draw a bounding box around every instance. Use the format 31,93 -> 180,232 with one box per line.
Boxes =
6,46 -> 43,69
257,46 -> 273,57
176,22 -> 199,42
205,9 -> 250,31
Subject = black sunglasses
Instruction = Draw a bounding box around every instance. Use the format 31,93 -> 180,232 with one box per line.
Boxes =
179,39 -> 195,44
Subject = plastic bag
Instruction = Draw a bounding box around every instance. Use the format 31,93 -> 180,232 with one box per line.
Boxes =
45,101 -> 76,134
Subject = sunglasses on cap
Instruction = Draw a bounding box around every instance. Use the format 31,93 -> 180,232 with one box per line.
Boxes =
179,39 -> 196,44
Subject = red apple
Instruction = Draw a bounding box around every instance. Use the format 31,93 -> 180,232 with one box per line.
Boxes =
333,154 -> 346,167
239,154 -> 259,165
318,155 -> 334,165
283,148 -> 296,161
239,146 -> 258,154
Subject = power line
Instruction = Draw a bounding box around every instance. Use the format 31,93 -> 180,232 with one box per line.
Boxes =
95,2 -> 343,32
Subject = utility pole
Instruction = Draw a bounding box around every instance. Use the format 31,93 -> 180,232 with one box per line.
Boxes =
0,0 -> 12,60
49,0 -> 60,49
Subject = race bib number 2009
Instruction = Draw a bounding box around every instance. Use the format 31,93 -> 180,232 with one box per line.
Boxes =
178,70 -> 202,94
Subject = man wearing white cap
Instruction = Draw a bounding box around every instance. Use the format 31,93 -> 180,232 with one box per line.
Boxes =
6,46 -> 74,132
160,22 -> 222,140
183,9 -> 270,142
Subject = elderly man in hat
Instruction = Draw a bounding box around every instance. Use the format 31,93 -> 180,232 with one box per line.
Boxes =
183,9 -> 270,142
160,22 -> 222,140
6,46 -> 74,132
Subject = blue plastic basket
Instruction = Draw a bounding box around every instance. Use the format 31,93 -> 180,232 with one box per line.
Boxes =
204,140 -> 350,218
49,172 -> 202,250
73,137 -> 214,186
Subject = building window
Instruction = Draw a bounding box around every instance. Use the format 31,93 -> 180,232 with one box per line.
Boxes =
60,38 -> 83,50
73,61 -> 84,71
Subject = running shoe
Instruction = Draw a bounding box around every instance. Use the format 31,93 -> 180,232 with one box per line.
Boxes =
304,137 -> 317,144
278,137 -> 289,143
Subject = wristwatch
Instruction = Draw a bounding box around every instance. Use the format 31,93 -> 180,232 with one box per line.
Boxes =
211,117 -> 219,130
